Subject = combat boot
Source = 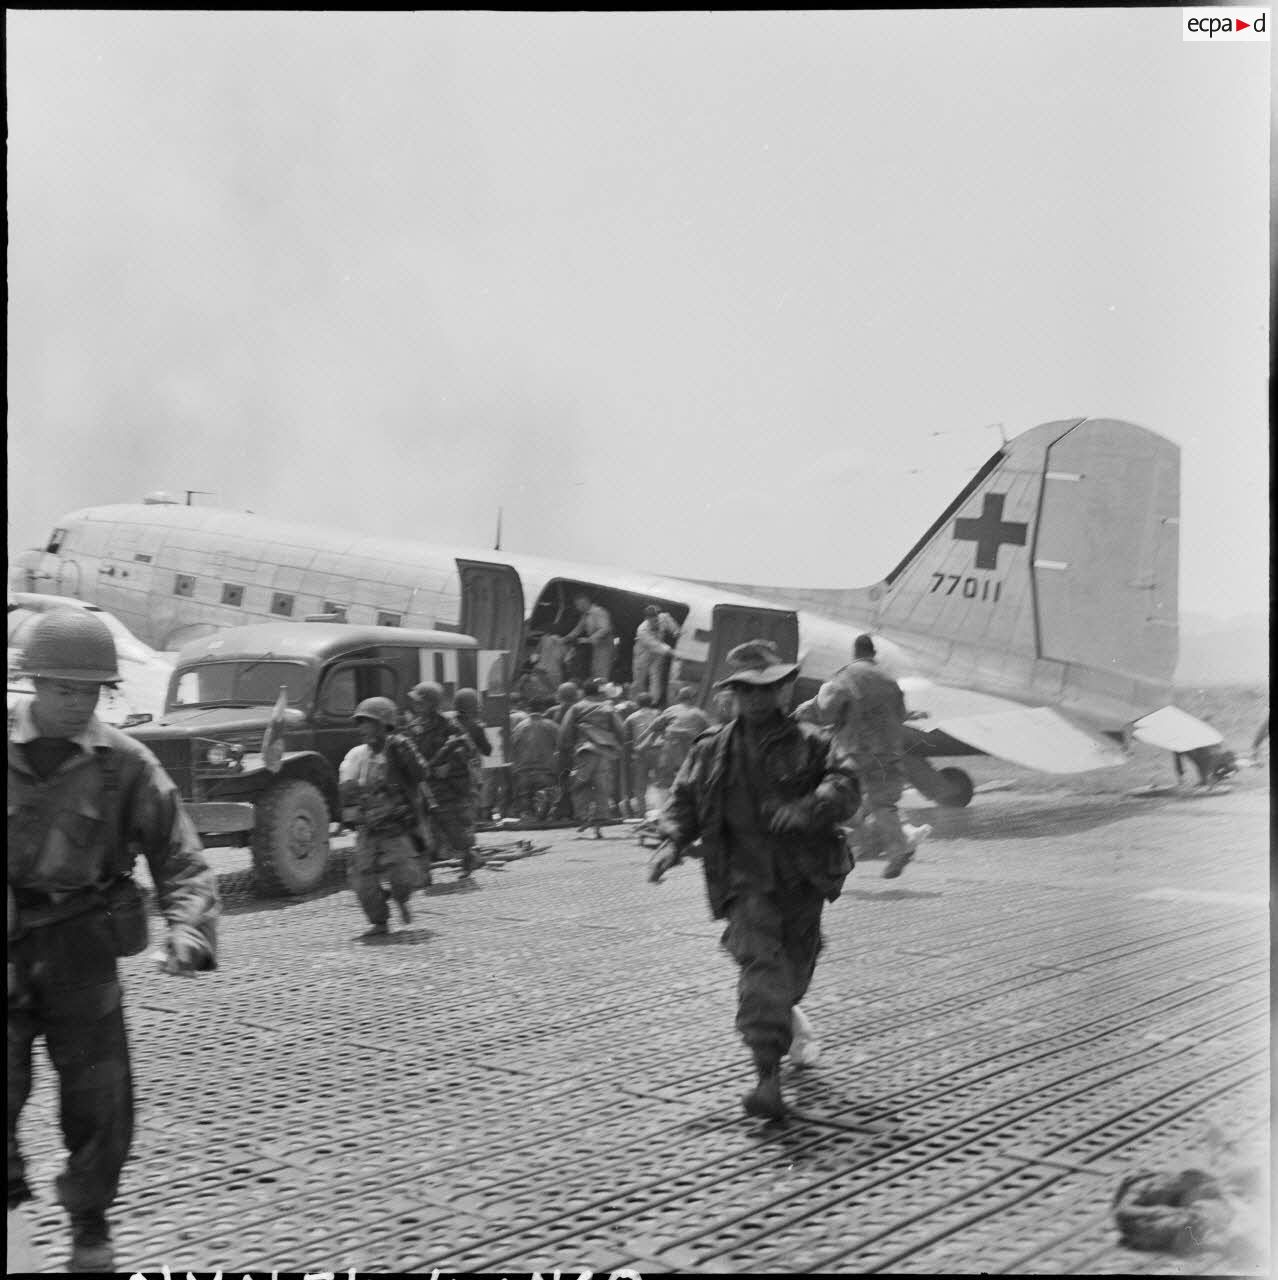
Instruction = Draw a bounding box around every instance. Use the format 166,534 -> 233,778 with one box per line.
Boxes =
69,1209 -> 114,1273
884,824 -> 931,879
742,1053 -> 786,1120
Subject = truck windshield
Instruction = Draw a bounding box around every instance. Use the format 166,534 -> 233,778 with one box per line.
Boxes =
170,661 -> 311,709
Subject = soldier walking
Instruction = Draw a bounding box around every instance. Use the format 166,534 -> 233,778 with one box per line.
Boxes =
8,610 -> 220,1271
816,634 -> 930,878
338,697 -> 428,935
649,640 -> 859,1120
405,682 -> 482,877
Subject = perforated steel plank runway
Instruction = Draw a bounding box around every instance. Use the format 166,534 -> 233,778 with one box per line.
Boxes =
13,783 -> 1269,1274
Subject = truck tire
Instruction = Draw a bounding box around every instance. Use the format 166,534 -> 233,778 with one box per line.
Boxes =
251,779 -> 332,897
938,766 -> 975,808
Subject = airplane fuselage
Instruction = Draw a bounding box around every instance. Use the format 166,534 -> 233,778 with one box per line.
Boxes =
11,418 -> 1200,784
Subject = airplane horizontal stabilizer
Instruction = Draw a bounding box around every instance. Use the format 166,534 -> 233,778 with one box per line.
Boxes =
928,705 -> 1127,774
1130,706 -> 1223,753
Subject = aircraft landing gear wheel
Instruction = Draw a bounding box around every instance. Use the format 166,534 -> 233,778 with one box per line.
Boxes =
937,767 -> 974,808
251,779 -> 332,896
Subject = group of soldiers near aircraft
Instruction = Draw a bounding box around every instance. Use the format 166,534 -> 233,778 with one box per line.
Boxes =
517,594 -> 681,702
7,601 -> 931,1268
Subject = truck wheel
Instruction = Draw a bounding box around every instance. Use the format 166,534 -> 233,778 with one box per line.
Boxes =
251,779 -> 332,897
938,766 -> 975,808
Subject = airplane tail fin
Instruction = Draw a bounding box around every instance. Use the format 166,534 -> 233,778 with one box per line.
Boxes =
872,417 -> 1180,691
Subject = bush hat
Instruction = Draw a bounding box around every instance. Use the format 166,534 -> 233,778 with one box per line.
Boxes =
714,639 -> 799,689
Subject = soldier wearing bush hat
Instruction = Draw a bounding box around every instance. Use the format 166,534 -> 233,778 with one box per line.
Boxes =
649,639 -> 860,1120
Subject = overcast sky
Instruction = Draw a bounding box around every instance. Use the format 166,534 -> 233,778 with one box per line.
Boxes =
6,10 -> 1270,620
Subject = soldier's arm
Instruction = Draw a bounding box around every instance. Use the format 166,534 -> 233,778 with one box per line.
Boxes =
557,705 -> 578,755
386,736 -> 426,790
657,738 -> 708,859
815,674 -> 849,721
811,738 -> 861,825
130,758 -> 219,971
437,730 -> 477,782
638,709 -> 670,748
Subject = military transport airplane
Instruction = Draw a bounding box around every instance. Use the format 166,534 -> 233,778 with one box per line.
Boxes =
9,416 -> 1222,806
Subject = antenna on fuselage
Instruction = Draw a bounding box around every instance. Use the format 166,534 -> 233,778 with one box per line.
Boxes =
184,490 -> 215,506
494,507 -> 503,552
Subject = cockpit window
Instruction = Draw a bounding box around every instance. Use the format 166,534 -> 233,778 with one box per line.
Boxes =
170,660 -> 311,710
46,528 -> 67,554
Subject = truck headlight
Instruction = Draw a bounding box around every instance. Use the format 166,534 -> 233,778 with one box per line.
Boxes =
202,741 -> 244,768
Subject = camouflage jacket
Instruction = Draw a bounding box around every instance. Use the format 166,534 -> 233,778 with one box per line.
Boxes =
402,713 -> 477,810
659,714 -> 860,920
8,700 -> 219,966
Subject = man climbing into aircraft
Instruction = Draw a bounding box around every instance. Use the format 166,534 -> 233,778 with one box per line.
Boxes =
632,605 -> 676,701
563,593 -> 616,682
816,634 -> 931,879
648,639 -> 859,1120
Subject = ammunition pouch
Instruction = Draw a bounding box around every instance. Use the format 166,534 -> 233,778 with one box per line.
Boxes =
101,876 -> 150,957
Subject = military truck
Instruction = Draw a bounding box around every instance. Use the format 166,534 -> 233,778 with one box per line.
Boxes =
126,622 -> 510,896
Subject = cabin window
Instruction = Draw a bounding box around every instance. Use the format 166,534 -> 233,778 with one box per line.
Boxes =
317,662 -> 398,719
174,574 -> 195,597
46,528 -> 66,554
221,584 -> 244,607
318,668 -> 358,718
270,592 -> 295,617
376,611 -> 402,628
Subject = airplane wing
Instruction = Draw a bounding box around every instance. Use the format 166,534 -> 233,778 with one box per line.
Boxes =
1129,705 -> 1223,753
900,678 -> 1127,773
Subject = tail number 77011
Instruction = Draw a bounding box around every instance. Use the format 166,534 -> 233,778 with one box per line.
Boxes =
930,573 -> 1002,602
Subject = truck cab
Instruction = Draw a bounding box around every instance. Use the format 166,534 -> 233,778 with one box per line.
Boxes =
128,622 -> 509,896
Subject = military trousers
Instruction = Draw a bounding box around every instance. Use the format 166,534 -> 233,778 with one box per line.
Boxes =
853,757 -> 909,858
512,768 -> 557,820
570,750 -> 615,826
629,750 -> 655,816
427,805 -> 476,860
720,881 -> 826,1067
8,909 -> 133,1216
349,830 -> 421,925
631,654 -> 662,701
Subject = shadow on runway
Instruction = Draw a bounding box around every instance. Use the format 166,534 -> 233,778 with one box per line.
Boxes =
357,926 -> 436,945
846,886 -> 943,901
916,792 -> 1174,843
422,876 -> 482,896
216,876 -> 346,916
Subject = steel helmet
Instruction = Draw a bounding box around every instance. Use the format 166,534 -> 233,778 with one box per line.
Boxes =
17,609 -> 121,684
352,696 -> 398,727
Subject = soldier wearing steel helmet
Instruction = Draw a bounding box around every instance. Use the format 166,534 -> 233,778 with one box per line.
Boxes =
404,682 -> 482,877
7,608 -> 219,1272
338,697 -> 428,935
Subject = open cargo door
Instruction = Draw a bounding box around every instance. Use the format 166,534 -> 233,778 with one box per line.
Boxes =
701,603 -> 799,707
457,559 -> 525,656
456,560 -> 526,776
